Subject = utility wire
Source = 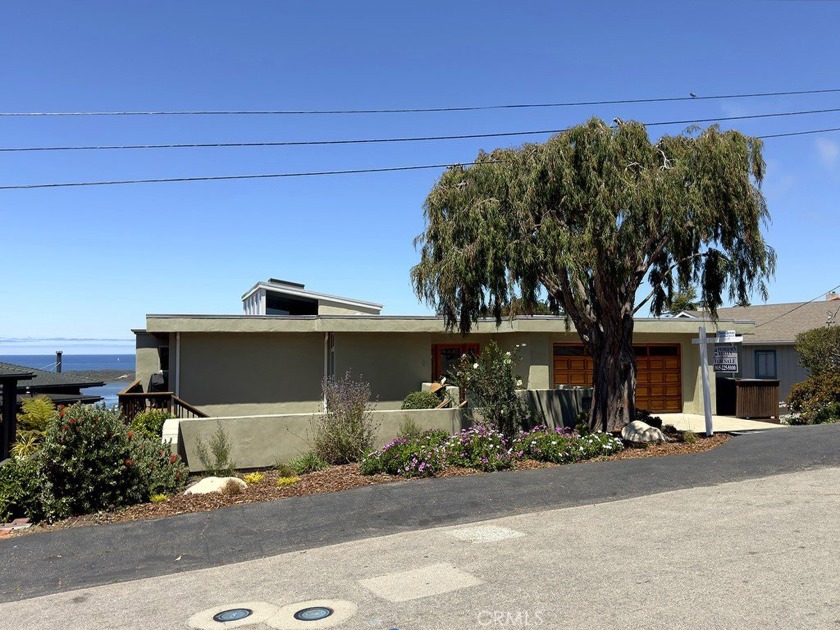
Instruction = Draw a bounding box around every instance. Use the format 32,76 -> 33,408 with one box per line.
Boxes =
753,282 -> 840,329
1,125 -> 838,191
2,87 -> 840,117
4,107 -> 840,153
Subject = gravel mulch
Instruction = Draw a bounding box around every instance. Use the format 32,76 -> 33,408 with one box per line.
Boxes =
19,434 -> 731,536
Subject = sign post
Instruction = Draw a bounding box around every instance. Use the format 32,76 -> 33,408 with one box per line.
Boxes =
692,327 -> 743,437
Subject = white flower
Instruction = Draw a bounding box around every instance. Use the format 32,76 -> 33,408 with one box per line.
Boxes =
473,362 -> 479,369
516,379 -> 523,387
505,351 -> 511,357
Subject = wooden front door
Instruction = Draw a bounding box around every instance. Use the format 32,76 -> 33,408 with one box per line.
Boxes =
553,343 -> 682,413
432,343 -> 479,382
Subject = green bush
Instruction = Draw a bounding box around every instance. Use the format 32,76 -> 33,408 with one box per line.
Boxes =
453,341 -> 537,438
313,372 -> 379,464
130,409 -> 173,439
195,421 -> 236,476
401,391 -> 440,410
682,430 -> 697,444
445,425 -> 514,471
15,395 -> 56,449
795,326 -> 840,376
360,430 -> 449,477
397,415 -> 423,440
514,426 -> 623,463
288,452 -> 329,475
787,373 -> 840,424
131,437 -> 189,497
0,457 -> 45,523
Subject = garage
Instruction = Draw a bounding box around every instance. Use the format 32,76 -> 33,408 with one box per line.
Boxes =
553,343 -> 682,413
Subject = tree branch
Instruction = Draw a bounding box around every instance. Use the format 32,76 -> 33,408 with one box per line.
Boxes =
632,251 -> 711,314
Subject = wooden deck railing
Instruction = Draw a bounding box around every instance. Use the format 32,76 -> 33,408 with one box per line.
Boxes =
118,380 -> 207,421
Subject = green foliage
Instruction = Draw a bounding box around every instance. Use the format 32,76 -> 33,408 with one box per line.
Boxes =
453,341 -> 537,438
787,372 -> 840,424
275,476 -> 300,487
15,395 -> 56,448
243,472 -> 265,484
195,421 -> 236,476
667,285 -> 699,314
287,452 -> 329,475
400,391 -> 441,410
313,371 -> 379,464
38,404 -> 186,520
412,118 -> 775,431
794,326 -> 840,376
150,493 -> 168,503
130,409 -> 173,439
515,427 -> 624,463
0,457 -> 45,523
682,430 -> 698,444
360,430 -> 449,477
11,434 -> 42,459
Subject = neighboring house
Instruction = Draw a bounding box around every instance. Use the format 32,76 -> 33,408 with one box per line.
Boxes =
131,279 -> 755,419
687,293 -> 840,401
0,361 -> 105,408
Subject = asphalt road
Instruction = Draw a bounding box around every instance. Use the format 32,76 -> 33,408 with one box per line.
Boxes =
1,424 -> 839,604
3,464 -> 839,629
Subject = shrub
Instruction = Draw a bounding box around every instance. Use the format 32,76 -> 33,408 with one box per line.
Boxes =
276,476 -> 300,487
515,426 -> 623,463
787,373 -> 840,424
39,404 -> 147,519
131,409 -> 173,439
131,437 -> 189,497
453,341 -> 537,438
682,430 -> 697,444
795,326 -> 840,376
221,479 -> 243,496
150,493 -> 168,503
401,391 -> 440,410
360,430 -> 449,477
635,408 -> 663,429
445,425 -> 514,472
0,456 -> 45,523
243,472 -> 265,484
11,434 -> 42,459
288,453 -> 329,475
397,415 -> 424,440
809,401 -> 840,425
195,421 -> 236,476
313,371 -> 379,464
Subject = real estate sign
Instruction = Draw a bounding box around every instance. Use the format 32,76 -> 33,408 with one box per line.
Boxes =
714,344 -> 739,373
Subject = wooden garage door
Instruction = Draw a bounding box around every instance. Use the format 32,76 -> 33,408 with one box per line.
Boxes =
553,344 -> 682,413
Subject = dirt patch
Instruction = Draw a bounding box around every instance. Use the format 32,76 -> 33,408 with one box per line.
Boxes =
20,434 -> 731,535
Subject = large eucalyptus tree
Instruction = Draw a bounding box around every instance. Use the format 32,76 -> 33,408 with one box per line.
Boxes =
412,118 -> 775,431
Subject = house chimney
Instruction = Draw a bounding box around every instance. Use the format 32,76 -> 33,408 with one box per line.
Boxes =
56,350 -> 63,373
827,292 -> 840,302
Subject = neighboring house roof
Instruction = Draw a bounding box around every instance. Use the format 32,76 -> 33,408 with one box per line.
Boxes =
241,279 -> 384,313
702,301 -> 840,345
0,362 -> 104,391
0,364 -> 35,380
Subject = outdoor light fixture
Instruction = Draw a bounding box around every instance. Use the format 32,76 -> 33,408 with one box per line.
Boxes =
212,608 -> 253,622
293,606 -> 334,621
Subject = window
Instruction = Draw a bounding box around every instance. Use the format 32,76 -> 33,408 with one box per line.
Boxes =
754,350 -> 777,379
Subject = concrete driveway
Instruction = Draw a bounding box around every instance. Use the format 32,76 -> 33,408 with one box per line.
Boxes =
2,466 -> 839,629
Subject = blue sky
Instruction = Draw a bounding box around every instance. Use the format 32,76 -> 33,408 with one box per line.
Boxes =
2,1 -> 839,354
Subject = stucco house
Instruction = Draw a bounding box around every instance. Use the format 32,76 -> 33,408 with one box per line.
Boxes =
131,279 -> 754,420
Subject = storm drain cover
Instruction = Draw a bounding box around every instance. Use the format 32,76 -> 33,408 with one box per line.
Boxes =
213,608 -> 253,622
293,606 -> 334,621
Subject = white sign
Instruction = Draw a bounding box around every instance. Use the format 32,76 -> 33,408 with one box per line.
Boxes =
717,330 -> 738,342
714,344 -> 739,373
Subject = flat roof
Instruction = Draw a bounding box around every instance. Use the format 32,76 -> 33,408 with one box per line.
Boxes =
145,314 -> 755,336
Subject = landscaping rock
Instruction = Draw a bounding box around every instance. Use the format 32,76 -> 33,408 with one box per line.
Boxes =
621,420 -> 666,444
184,476 -> 247,495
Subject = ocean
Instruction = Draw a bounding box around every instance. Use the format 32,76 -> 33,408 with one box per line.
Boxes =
0,354 -> 136,408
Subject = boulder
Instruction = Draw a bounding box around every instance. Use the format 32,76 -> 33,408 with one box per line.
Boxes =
184,476 -> 247,495
621,420 -> 666,444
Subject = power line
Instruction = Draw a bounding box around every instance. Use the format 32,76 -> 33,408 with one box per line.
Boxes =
3,87 -> 840,117
0,125 -> 838,191
754,282 -> 840,329
4,107 -> 840,153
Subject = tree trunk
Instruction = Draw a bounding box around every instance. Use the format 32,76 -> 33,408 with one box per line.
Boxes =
588,314 -> 637,432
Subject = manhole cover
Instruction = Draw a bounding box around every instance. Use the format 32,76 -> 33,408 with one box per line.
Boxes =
293,606 -> 334,621
213,608 -> 253,622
